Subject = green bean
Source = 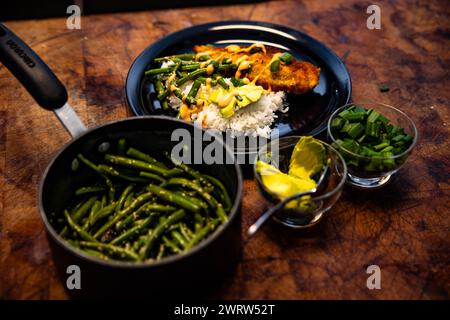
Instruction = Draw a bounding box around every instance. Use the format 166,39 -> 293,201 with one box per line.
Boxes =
167,156 -> 213,188
194,213 -> 203,232
123,192 -> 135,208
146,184 -> 201,213
218,63 -> 237,71
82,200 -> 101,230
110,215 -> 155,245
213,74 -> 229,90
216,203 -> 228,223
100,194 -> 107,208
98,164 -> 148,183
157,88 -> 170,101
81,248 -> 109,260
89,202 -> 116,226
156,244 -> 165,260
116,207 -> 159,231
117,138 -> 127,155
180,223 -> 194,240
173,88 -> 196,105
187,78 -> 203,100
198,54 -> 211,61
116,185 -> 134,214
139,209 -> 186,259
116,203 -> 175,231
79,241 -> 139,261
153,76 -> 169,110
171,230 -> 188,249
75,186 -> 105,196
77,154 -> 115,199
145,67 -> 174,76
203,174 -> 232,211
160,99 -> 169,111
104,154 -> 170,177
153,53 -> 195,62
117,204 -> 174,231
163,236 -> 181,253
64,210 -> 97,242
139,171 -> 166,183
185,220 -> 218,250
166,177 -> 217,209
173,191 -> 208,210
126,147 -> 168,169
176,68 -> 207,86
60,196 -> 97,237
172,61 -> 182,73
94,192 -> 153,238
180,63 -> 201,71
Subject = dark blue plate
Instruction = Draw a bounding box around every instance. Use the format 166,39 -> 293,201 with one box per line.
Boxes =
125,21 -> 351,142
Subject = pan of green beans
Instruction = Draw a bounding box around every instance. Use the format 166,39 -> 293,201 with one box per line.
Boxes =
39,117 -> 242,296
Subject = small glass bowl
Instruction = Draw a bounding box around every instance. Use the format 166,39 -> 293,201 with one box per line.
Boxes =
254,136 -> 347,228
327,102 -> 418,189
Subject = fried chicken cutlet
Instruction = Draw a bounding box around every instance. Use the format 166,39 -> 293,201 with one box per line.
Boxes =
193,44 -> 320,94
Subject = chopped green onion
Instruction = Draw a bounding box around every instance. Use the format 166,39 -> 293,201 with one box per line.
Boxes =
279,52 -> 293,64
270,60 -> 280,73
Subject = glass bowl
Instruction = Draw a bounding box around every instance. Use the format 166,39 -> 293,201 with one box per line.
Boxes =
327,102 -> 418,189
253,136 -> 347,228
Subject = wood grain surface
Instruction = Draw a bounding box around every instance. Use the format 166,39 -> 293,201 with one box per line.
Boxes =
0,0 -> 449,299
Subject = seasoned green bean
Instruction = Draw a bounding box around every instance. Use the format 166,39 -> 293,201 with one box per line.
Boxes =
203,174 -> 232,211
153,53 -> 195,62
126,147 -> 168,169
139,209 -> 186,259
78,241 -> 139,261
60,196 -> 97,237
93,192 -> 154,239
156,244 -> 165,260
165,177 -> 217,209
139,171 -> 166,183
185,220 -> 218,250
75,186 -> 105,196
64,210 -> 96,242
110,215 -> 155,245
171,230 -> 188,249
116,185 -> 134,213
89,202 -> 116,226
163,236 -> 182,253
146,184 -> 201,213
98,164 -> 148,183
104,154 -> 170,176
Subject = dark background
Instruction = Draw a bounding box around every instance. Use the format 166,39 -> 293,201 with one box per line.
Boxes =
2,1 -> 261,21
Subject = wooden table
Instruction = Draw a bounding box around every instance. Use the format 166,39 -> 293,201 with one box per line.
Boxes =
0,0 -> 449,299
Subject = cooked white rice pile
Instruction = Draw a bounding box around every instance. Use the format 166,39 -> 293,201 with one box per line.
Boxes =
167,79 -> 288,138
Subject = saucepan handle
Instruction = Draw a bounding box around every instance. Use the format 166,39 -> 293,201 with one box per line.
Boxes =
0,23 -> 68,110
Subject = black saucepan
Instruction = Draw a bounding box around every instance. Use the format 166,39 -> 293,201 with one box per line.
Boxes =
0,23 -> 243,298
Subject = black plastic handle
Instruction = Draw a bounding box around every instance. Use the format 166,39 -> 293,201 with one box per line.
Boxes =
0,23 -> 67,110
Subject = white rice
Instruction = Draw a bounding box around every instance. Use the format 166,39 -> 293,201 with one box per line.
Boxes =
166,77 -> 287,138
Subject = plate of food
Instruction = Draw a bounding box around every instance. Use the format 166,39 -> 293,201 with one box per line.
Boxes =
126,21 -> 351,151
